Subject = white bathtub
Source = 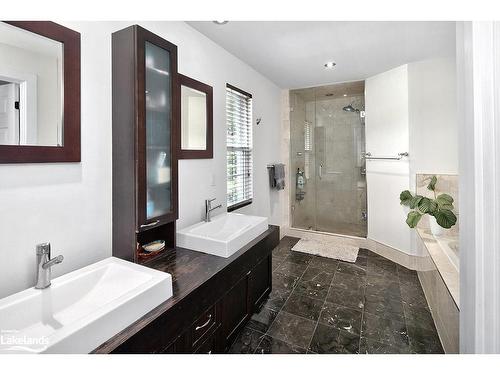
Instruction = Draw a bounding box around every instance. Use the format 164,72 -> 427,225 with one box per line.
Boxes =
435,237 -> 459,272
176,213 -> 269,258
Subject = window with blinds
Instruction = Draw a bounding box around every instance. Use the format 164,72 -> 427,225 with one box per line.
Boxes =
226,84 -> 253,210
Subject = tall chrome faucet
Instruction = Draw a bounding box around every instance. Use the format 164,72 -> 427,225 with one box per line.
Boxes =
35,243 -> 64,289
205,198 -> 221,222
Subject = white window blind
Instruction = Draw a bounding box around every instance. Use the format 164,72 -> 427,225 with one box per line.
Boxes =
226,84 -> 253,210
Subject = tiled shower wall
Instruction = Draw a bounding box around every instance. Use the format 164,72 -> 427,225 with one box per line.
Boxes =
290,92 -> 367,237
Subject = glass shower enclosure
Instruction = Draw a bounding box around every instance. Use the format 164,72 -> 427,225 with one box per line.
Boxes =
290,81 -> 367,237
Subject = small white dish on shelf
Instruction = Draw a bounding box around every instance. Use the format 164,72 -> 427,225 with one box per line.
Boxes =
142,240 -> 166,253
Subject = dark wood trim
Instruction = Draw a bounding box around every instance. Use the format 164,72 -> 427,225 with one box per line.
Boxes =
227,199 -> 252,212
177,74 -> 213,159
112,25 -> 136,262
226,83 -> 252,99
0,21 -> 81,163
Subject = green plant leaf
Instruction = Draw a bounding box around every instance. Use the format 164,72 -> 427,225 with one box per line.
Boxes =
406,211 -> 423,228
436,194 -> 454,210
400,190 -> 414,206
409,195 -> 423,209
437,193 -> 454,203
439,203 -> 454,211
418,197 -> 438,214
427,175 -> 437,191
434,209 -> 457,229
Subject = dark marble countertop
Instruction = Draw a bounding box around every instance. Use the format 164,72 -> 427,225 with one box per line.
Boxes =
92,225 -> 279,353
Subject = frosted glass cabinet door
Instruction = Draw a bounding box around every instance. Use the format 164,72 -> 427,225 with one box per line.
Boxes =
145,41 -> 172,220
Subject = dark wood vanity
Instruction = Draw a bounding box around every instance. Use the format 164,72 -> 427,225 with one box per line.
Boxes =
108,24 -> 279,354
93,225 -> 279,354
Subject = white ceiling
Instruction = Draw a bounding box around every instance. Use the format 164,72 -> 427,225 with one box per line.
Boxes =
187,21 -> 456,89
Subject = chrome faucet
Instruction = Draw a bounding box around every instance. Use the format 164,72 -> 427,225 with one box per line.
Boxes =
205,198 -> 222,222
35,243 -> 64,289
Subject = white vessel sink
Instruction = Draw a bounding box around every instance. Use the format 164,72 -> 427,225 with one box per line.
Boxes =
0,257 -> 172,353
177,213 -> 268,258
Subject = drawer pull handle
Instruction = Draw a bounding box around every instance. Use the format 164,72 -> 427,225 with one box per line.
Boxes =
195,314 -> 212,331
140,220 -> 160,229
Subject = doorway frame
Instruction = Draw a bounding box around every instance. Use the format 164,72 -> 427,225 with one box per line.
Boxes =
0,70 -> 38,145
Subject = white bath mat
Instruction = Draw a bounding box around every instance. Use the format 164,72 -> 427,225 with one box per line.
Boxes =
292,238 -> 359,263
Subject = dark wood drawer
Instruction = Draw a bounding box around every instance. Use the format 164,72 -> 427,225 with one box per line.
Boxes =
248,255 -> 272,311
194,329 -> 218,354
191,304 -> 216,347
111,313 -> 171,353
220,275 -> 250,348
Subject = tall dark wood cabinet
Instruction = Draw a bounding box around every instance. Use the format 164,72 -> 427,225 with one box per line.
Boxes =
112,25 -> 179,263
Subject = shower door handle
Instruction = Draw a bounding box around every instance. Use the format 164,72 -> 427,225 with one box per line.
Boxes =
318,163 -> 323,179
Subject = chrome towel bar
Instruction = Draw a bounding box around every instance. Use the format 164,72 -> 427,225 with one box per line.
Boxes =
363,152 -> 409,160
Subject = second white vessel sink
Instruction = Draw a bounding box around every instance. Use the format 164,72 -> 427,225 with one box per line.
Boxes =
0,257 -> 172,354
176,213 -> 268,258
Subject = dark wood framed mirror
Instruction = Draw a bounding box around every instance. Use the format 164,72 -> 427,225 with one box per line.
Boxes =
0,21 -> 80,163
177,74 -> 213,159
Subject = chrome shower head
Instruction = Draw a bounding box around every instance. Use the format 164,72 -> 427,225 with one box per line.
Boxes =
342,104 -> 358,113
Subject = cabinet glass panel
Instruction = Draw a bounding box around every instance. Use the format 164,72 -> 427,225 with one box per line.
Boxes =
145,41 -> 172,220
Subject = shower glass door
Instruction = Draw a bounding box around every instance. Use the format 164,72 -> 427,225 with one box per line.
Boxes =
290,82 -> 367,237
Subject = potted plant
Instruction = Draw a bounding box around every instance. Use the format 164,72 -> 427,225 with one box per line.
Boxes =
399,175 -> 457,236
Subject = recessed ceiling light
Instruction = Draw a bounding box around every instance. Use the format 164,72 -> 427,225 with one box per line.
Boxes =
324,61 -> 336,69
213,20 -> 229,25
343,94 -> 347,97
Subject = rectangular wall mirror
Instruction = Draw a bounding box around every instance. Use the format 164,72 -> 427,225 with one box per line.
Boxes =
0,21 -> 80,163
178,74 -> 213,159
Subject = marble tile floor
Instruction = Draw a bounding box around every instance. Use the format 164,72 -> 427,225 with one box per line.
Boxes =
228,236 -> 444,354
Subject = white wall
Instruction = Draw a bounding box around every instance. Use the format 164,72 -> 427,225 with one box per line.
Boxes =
365,65 -> 412,254
0,21 -> 282,299
172,22 -> 282,228
408,57 -> 458,184
365,59 -> 457,256
407,57 -> 458,256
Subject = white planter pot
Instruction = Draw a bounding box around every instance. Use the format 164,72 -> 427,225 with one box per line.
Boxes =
429,216 -> 444,237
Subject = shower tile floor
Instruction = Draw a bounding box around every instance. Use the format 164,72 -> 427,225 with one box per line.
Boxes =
228,236 -> 444,354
